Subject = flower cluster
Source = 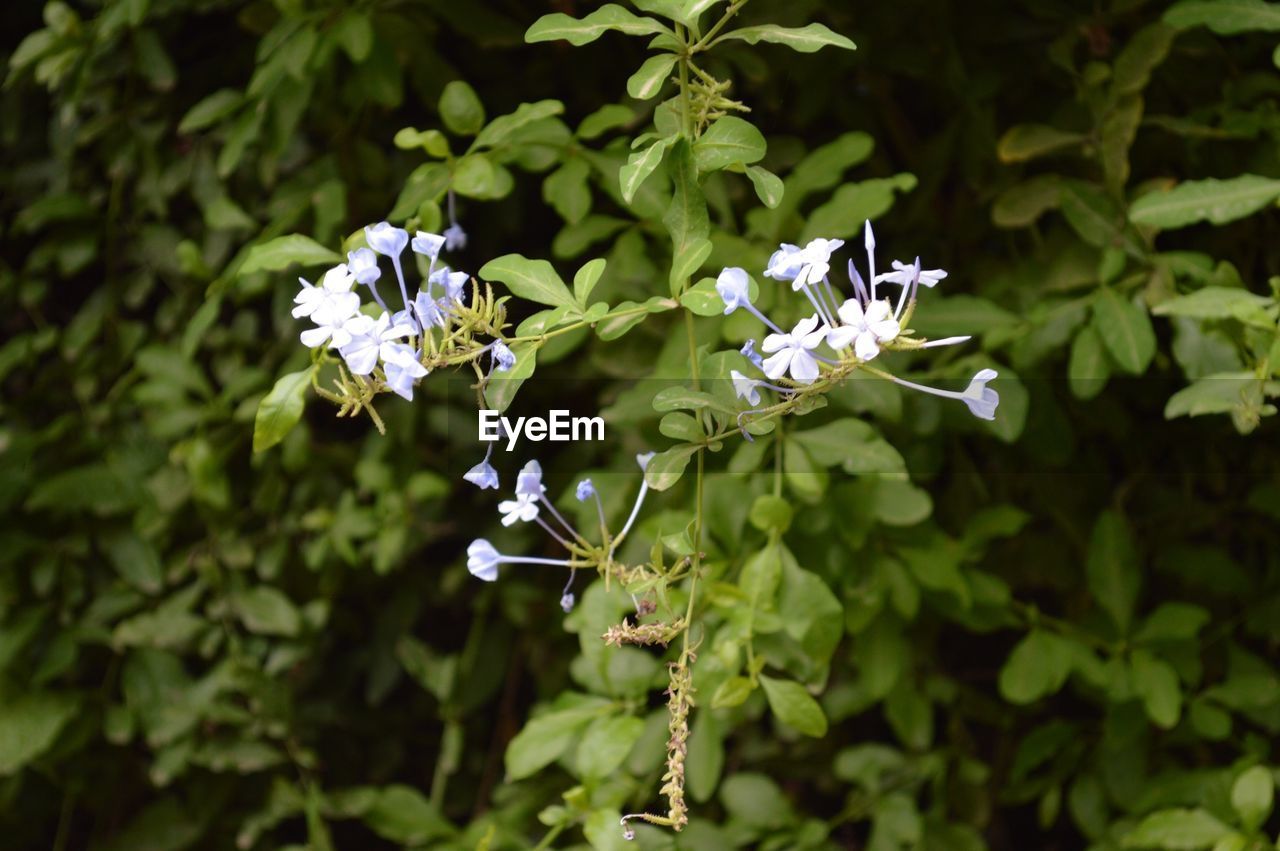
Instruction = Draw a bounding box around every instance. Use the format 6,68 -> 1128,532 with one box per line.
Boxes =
719,221 -> 1000,425
293,220 -> 513,408
465,454 -> 658,611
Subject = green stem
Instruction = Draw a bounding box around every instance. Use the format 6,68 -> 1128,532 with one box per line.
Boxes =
693,0 -> 748,52
532,824 -> 565,851
675,24 -> 694,137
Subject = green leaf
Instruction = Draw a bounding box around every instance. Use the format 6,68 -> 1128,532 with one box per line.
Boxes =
711,676 -> 755,709
619,135 -> 675,204
998,630 -> 1073,704
177,88 -> 242,133
1059,179 -> 1145,257
664,138 -> 710,291
745,165 -> 784,208
253,369 -> 311,453
0,691 -> 80,774
505,698 -> 608,780
543,158 -> 592,224
1230,765 -> 1273,831
1086,511 -> 1141,635
759,674 -> 828,737
692,116 -> 766,172
643,444 -> 698,491
1130,649 -> 1181,728
1129,175 -> 1280,229
1134,603 -> 1211,643
363,785 -> 453,845
799,174 -> 917,243
473,100 -> 563,149
778,550 -> 843,666
719,23 -> 856,53
1152,287 -> 1274,323
626,54 -> 676,99
438,80 -> 485,135
1111,24 -> 1176,97
573,258 -> 607,305
1164,372 -> 1262,420
525,5 -> 669,46
240,235 -> 341,275
992,175 -> 1061,228
102,530 -> 164,594
1164,0 -> 1280,34
235,587 -> 302,637
577,715 -> 644,778
997,124 -> 1086,163
479,254 -> 576,309
1069,325 -> 1111,400
1093,288 -> 1156,374
1121,808 -> 1231,849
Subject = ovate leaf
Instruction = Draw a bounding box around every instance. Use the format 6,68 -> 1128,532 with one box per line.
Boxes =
240,235 -> 341,275
759,674 -> 828,737
479,254 -> 576,309
253,369 -> 311,453
1129,175 -> 1280,229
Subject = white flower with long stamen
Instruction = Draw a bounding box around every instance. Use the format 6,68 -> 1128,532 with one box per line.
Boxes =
761,315 -> 826,384
731,370 -> 763,405
498,492 -> 540,526
894,368 -> 1001,421
466,538 -> 569,583
338,312 -> 416,376
830,298 -> 900,361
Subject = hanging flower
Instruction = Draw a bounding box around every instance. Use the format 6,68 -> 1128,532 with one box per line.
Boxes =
467,539 -> 501,581
384,354 -> 428,401
465,459 -> 500,490
731,370 -> 763,405
491,340 -> 516,372
444,222 -> 468,252
761,315 -> 826,384
716,267 -> 752,314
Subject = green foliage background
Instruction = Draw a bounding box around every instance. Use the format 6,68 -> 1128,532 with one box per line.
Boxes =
2,0 -> 1280,849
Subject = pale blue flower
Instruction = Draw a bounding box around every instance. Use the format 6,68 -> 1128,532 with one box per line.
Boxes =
430,266 -> 469,301
575,479 -> 595,501
491,340 -> 516,372
366,221 -> 409,257
829,298 -> 900,361
716,267 -> 751,314
560,592 -> 575,613
499,492 -> 540,526
636,452 -> 655,470
740,339 -> 764,369
444,222 -> 468,251
761,315 -> 826,384
792,238 -> 844,288
293,264 -> 359,326
516,460 -> 545,497
347,248 -> 381,285
731,370 -> 762,405
411,230 -> 445,260
466,538 -> 571,583
764,243 -> 805,281
893,368 -> 1001,421
413,289 -> 447,329
338,312 -> 416,376
465,459 -> 500,489
384,351 -> 428,401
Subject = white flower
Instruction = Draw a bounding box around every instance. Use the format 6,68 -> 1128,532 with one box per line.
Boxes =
347,248 -> 381,285
791,238 -> 844,288
730,369 -> 762,405
874,258 -> 947,289
430,266 -> 469,301
716,267 -> 751,314
764,243 -> 805,281
464,460 -> 500,489
467,539 -> 501,582
559,592 -> 575,613
411,230 -> 445,260
365,221 -> 409,257
961,369 -> 1000,420
293,264 -> 359,325
761,315 -> 826,384
338,312 -> 416,376
295,265 -> 360,348
829,298 -> 900,361
498,492 -> 540,526
516,460 -> 545,497
384,350 -> 428,401
444,222 -> 467,251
